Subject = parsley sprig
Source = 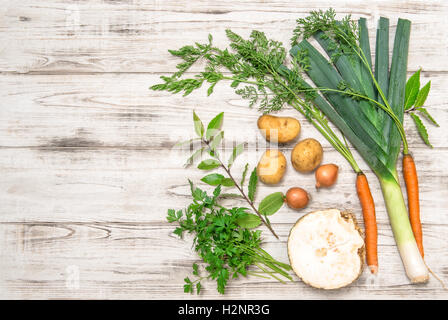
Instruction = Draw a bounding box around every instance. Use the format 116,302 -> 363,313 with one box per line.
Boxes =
168,182 -> 292,295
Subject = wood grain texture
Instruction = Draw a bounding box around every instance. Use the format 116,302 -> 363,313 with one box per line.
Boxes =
0,0 -> 447,73
0,0 -> 447,299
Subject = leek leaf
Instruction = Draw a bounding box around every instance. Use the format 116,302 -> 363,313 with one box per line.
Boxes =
387,18 -> 411,168
358,18 -> 377,107
375,17 -> 390,143
313,31 -> 379,130
292,41 -> 387,152
277,64 -> 395,180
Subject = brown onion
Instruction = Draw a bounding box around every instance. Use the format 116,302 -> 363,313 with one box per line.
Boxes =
285,187 -> 310,210
315,164 -> 339,188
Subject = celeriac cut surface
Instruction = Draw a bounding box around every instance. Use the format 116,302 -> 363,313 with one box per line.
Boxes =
288,209 -> 364,289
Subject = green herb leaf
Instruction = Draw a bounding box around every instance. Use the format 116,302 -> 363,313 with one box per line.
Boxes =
184,147 -> 204,167
218,193 -> 243,199
207,83 -> 216,96
184,277 -> 193,293
174,138 -> 201,148
240,163 -> 249,186
197,159 -> 221,170
201,173 -> 224,186
248,168 -> 258,202
196,282 -> 202,294
192,263 -> 199,276
193,111 -> 205,137
417,107 -> 439,127
414,81 -> 431,108
236,213 -> 262,229
213,185 -> 222,198
174,227 -> 184,237
167,209 -> 180,223
258,192 -> 285,216
209,131 -> 224,151
221,178 -> 235,187
405,69 -> 420,110
206,112 -> 224,140
217,268 -> 229,294
228,143 -> 245,168
410,113 -> 433,148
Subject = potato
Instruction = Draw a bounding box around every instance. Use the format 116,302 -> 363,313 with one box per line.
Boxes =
257,115 -> 301,144
291,138 -> 323,173
257,149 -> 287,185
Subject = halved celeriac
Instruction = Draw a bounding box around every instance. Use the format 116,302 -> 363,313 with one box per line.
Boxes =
287,209 -> 365,290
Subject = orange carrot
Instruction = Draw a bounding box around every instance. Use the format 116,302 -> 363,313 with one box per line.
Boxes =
403,153 -> 424,258
356,172 -> 378,274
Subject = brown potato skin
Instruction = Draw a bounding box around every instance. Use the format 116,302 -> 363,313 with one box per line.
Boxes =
257,115 -> 301,143
291,138 -> 323,173
285,187 -> 309,210
257,149 -> 287,185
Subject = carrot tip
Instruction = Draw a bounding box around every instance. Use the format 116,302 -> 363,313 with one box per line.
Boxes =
368,265 -> 378,274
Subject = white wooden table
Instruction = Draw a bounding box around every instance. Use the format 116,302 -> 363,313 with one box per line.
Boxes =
1,0 -> 447,299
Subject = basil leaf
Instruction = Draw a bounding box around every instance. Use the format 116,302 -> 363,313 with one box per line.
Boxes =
417,107 -> 439,127
414,81 -> 431,108
228,143 -> 245,168
201,173 -> 224,186
247,168 -> 258,202
240,163 -> 249,186
411,113 -> 432,148
209,131 -> 224,151
236,213 -> 261,229
197,159 -> 221,170
193,111 -> 205,137
218,193 -> 243,199
206,112 -> 224,140
221,178 -> 235,187
404,69 -> 420,110
184,147 -> 204,167
258,192 -> 285,216
213,185 -> 222,197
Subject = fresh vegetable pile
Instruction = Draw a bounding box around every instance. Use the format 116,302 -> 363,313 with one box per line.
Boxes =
153,9 -> 441,291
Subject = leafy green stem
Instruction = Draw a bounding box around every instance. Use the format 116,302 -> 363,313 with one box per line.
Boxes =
202,139 -> 279,239
296,86 -> 409,153
330,27 -> 410,154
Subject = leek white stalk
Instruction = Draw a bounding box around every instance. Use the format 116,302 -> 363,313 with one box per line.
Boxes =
380,176 -> 428,282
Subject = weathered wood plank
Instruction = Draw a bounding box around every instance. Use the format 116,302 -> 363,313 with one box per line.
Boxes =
0,73 -> 446,148
1,0 -> 448,300
0,0 -> 447,73
1,222 -> 447,299
1,147 -> 447,227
